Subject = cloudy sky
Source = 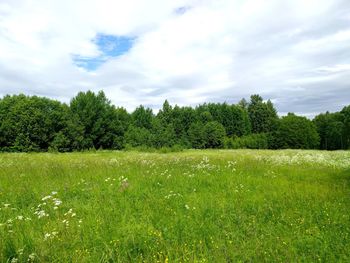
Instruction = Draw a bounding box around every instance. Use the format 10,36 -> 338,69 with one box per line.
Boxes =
0,0 -> 349,116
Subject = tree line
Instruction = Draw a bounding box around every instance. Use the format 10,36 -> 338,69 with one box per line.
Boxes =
0,91 -> 348,152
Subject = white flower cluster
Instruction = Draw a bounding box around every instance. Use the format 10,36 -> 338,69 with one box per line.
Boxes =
226,160 -> 237,171
165,191 -> 182,199
34,209 -> 48,219
44,231 -> 58,241
61,208 -> 79,228
160,169 -> 172,179
34,191 -> 62,218
119,176 -> 128,184
256,151 -> 350,169
28,253 -> 36,262
234,183 -> 245,193
194,156 -> 215,170
185,204 -> 196,210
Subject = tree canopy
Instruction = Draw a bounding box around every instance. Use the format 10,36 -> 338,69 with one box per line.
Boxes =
0,90 -> 348,152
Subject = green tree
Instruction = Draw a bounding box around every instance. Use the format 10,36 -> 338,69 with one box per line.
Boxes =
132,105 -> 154,130
221,104 -> 251,137
248,95 -> 278,133
70,90 -> 123,149
188,122 -> 206,149
204,121 -> 226,148
270,113 -> 320,149
313,112 -> 345,150
195,103 -> 251,137
157,100 -> 173,125
238,98 -> 248,110
341,105 -> 350,149
151,119 -> 177,148
124,125 -> 152,147
0,94 -> 68,151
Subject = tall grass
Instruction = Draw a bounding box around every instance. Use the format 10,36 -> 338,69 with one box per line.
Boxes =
0,150 -> 349,262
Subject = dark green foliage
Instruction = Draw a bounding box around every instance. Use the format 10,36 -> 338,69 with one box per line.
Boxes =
340,105 -> 350,149
204,121 -> 226,148
125,125 -> 152,147
225,133 -> 268,149
111,107 -> 131,149
248,94 -> 278,133
238,98 -> 248,110
0,94 -> 68,151
151,119 -> 177,148
270,113 -> 320,149
188,122 -> 206,149
196,103 -> 251,137
70,90 -> 119,149
157,100 -> 172,124
221,104 -> 251,137
199,111 -> 213,123
313,112 -> 345,150
49,132 -> 70,152
171,106 -> 197,140
0,91 -> 347,151
132,105 -> 154,130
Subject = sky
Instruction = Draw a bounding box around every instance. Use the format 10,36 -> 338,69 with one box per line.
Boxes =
0,0 -> 349,117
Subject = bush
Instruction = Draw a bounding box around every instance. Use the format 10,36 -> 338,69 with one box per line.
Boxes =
124,125 -> 152,147
49,132 -> 71,152
225,133 -> 268,149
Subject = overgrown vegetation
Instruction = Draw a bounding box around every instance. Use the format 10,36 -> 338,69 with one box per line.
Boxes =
0,150 -> 349,262
0,91 -> 349,152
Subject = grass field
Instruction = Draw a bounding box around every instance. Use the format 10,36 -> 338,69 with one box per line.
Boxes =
0,150 -> 349,262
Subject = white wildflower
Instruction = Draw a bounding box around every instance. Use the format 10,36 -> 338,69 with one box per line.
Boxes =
41,195 -> 52,201
62,219 -> 69,227
35,210 -> 48,218
44,231 -> 58,240
53,198 -> 62,206
28,253 -> 35,261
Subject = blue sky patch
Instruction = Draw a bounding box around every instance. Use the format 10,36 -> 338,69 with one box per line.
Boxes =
73,34 -> 134,71
174,6 -> 191,15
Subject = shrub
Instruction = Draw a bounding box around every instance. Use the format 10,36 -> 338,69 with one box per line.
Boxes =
225,133 -> 268,149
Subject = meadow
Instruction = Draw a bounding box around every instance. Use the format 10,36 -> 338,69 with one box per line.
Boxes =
0,150 -> 349,262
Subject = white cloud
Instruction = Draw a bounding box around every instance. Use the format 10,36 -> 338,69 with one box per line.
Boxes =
0,0 -> 349,116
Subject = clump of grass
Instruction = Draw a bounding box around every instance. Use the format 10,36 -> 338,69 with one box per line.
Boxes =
0,150 -> 349,262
